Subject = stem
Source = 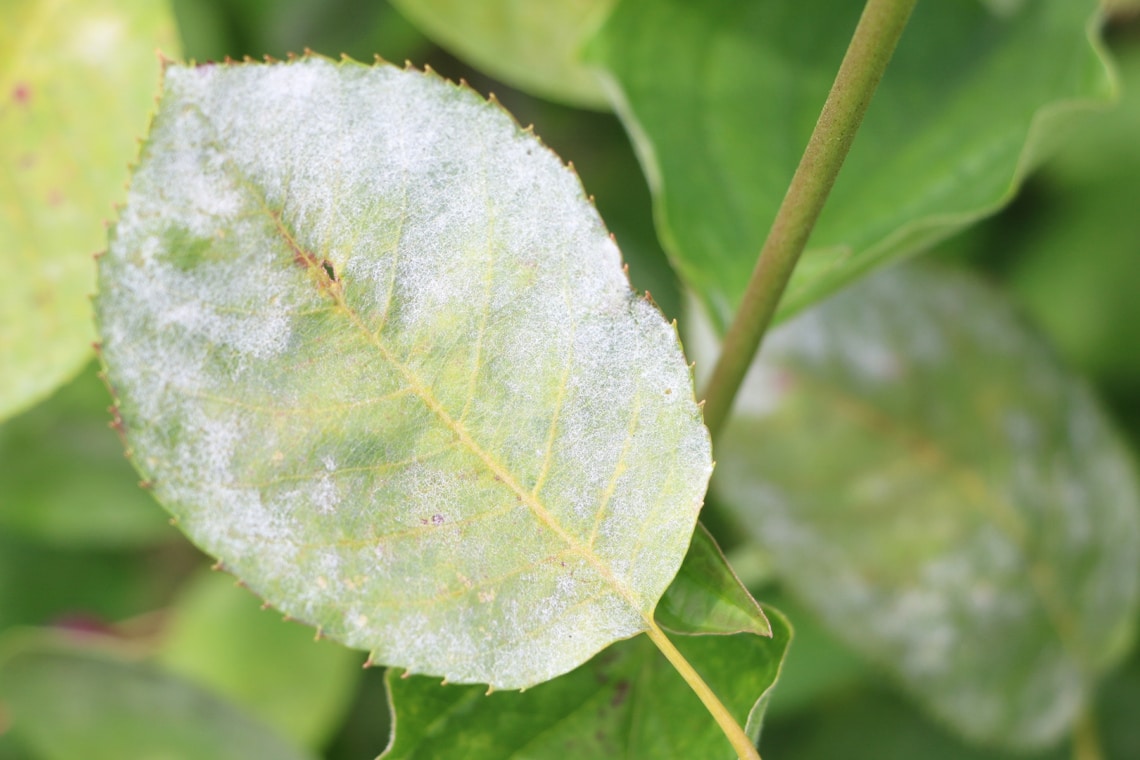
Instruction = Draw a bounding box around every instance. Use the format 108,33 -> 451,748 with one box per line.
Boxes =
1072,709 -> 1103,760
645,622 -> 761,760
700,0 -> 917,439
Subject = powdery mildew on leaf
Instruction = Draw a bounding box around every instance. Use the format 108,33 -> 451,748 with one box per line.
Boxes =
95,57 -> 711,689
688,264 -> 1140,749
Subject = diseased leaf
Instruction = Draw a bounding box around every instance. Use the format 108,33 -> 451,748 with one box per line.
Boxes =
94,57 -> 712,689
0,0 -> 178,421
383,557 -> 789,760
687,264 -> 1140,749
389,0 -> 613,108
0,634 -> 315,760
585,0 -> 1114,330
0,361 -> 171,547
157,570 -> 362,750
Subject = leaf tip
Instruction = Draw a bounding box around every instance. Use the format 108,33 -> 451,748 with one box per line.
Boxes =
484,685 -> 495,696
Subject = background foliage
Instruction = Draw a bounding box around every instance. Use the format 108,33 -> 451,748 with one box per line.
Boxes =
2,1 -> 1140,758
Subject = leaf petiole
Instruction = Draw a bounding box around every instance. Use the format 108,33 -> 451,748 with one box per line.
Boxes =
645,622 -> 761,760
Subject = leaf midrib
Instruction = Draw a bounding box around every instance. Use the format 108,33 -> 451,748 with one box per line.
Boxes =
254,183 -> 649,625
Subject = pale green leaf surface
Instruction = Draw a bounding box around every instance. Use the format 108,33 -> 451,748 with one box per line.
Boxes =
656,522 -> 770,637
687,264 -> 1140,749
94,57 -> 712,690
389,0 -> 613,108
383,581 -> 789,760
0,361 -> 171,547
0,634 -> 315,760
586,0 -> 1114,330
0,0 -> 178,421
157,570 -> 362,749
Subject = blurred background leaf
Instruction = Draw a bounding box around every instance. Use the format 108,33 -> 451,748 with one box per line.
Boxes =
0,632 -> 316,760
156,570 -> 362,751
687,263 -> 1140,749
387,0 -> 613,108
0,0 -> 178,422
0,363 -> 172,547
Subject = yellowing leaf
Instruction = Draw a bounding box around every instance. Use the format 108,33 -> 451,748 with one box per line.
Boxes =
0,0 -> 178,420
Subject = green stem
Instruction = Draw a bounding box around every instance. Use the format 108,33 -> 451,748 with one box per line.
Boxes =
1072,709 -> 1103,760
646,622 -> 761,760
700,0 -> 917,439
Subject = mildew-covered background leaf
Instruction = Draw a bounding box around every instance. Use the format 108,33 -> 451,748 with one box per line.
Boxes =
0,0 -> 178,421
0,633 -> 315,760
585,0 -> 1114,330
383,540 -> 788,760
687,264 -> 1140,749
157,570 -> 362,750
95,57 -> 712,690
389,0 -> 613,108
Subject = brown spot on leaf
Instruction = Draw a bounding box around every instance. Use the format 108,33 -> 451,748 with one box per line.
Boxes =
611,679 -> 630,707
12,83 -> 30,105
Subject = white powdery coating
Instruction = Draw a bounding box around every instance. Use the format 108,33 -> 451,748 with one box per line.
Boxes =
701,264 -> 1140,748
96,58 -> 711,689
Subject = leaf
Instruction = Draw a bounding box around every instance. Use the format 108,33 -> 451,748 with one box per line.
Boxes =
1001,43 -> 1140,384
0,0 -> 178,421
759,589 -> 869,721
0,361 -> 172,547
156,569 -> 362,749
761,683 -> 1067,760
0,533 -> 183,630
0,633 -> 316,760
686,263 -> 1140,749
94,56 -> 712,690
389,0 -> 614,108
584,0 -> 1114,331
656,523 -> 771,636
382,540 -> 789,760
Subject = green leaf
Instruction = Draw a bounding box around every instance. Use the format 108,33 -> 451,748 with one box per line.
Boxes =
0,361 -> 172,547
656,523 -> 770,637
0,534 -> 184,630
389,0 -> 613,108
382,548 -> 789,760
761,683 -> 1067,760
0,0 -> 178,421
94,57 -> 712,690
0,633 -> 316,760
156,569 -> 362,749
759,589 -> 869,721
585,0 -> 1114,331
687,263 -> 1140,749
1002,43 -> 1140,384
